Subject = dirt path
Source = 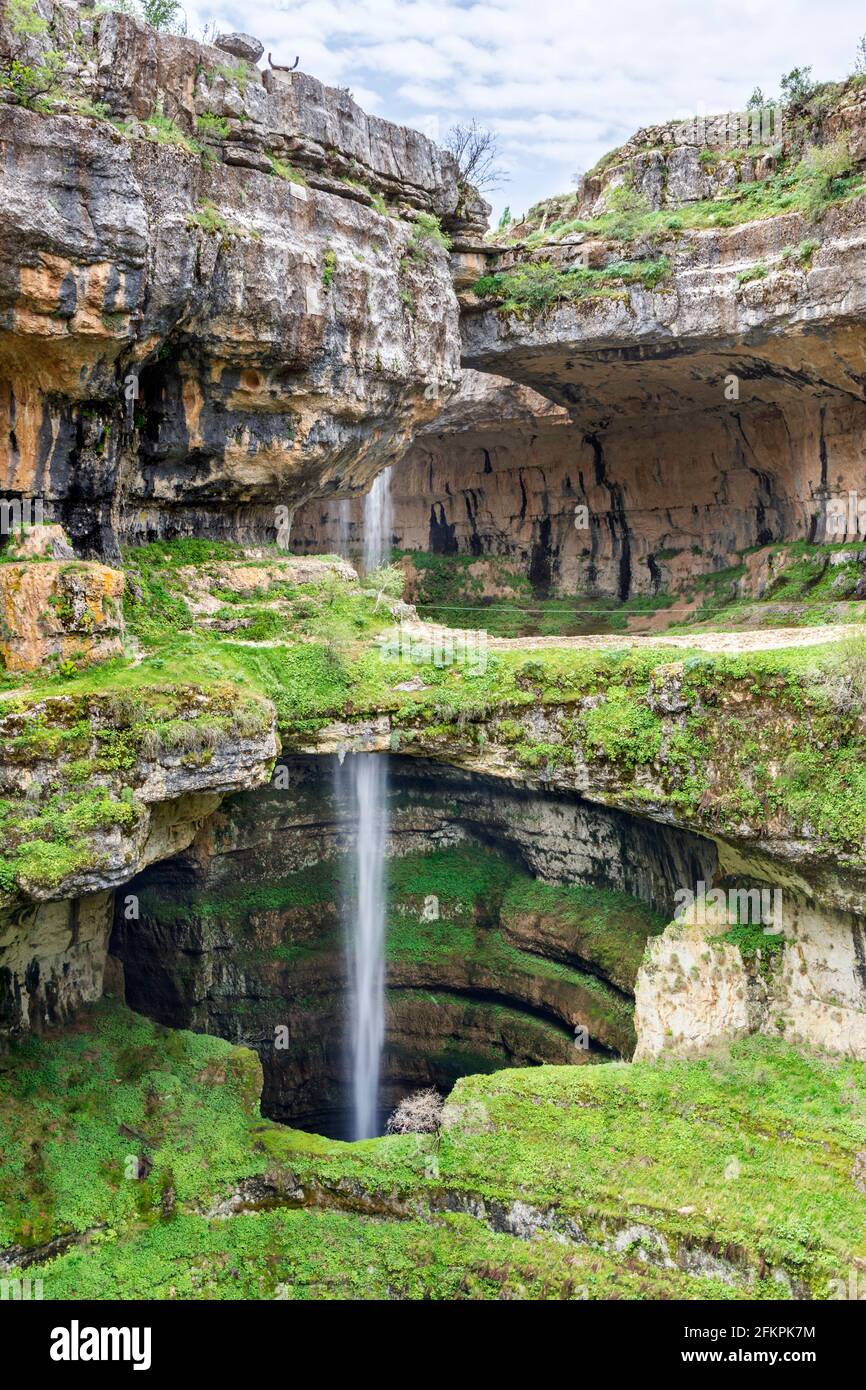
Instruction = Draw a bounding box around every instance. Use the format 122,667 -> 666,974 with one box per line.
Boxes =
486,624 -> 856,654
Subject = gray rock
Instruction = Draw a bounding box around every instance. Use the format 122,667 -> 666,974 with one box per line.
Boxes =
215,32 -> 263,63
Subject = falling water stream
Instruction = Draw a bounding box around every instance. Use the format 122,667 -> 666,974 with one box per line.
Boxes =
342,752 -> 389,1140
362,466 -> 393,571
338,468 -> 393,1138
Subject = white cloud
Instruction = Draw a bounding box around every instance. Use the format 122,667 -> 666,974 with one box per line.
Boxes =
186,0 -> 866,219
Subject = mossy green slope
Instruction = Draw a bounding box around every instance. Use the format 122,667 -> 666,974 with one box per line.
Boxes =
5,1000 -> 865,1299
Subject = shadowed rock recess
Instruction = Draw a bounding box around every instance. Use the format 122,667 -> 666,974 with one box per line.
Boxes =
2,0 -> 866,1302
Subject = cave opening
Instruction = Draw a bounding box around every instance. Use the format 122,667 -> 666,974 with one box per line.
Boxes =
108,755 -> 715,1142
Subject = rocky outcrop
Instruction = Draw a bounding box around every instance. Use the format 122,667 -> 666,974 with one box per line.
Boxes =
0,683 -> 277,1038
0,2 -> 487,556
635,894 -> 866,1060
0,554 -> 124,671
294,369 -> 866,600
300,91 -> 866,599
0,889 -> 113,1035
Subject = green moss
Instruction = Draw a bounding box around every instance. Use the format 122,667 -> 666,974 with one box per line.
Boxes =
3,1001 -> 864,1299
0,999 -> 265,1250
472,257 -> 670,317
30,1206 -> 750,1301
580,686 -> 663,768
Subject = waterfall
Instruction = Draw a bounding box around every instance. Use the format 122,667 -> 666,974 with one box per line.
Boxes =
341,752 -> 389,1140
363,467 -> 393,572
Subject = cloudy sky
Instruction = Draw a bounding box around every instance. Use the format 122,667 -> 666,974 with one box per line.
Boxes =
184,0 -> 866,222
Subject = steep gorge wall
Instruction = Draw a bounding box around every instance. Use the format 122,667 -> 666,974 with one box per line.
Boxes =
0,2 -> 486,556
296,92 -> 866,598
293,370 -> 866,597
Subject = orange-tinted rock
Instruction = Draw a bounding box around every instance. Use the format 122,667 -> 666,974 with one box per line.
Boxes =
0,560 -> 124,671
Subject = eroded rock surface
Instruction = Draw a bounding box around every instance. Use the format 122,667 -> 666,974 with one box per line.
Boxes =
0,2 -> 487,555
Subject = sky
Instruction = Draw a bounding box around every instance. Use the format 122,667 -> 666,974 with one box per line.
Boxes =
184,0 -> 866,224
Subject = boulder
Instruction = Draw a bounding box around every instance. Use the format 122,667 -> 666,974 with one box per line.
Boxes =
0,560 -> 125,671
214,32 -> 264,63
5,523 -> 76,561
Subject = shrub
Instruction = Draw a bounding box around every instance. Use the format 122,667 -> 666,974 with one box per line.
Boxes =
736,262 -> 769,285
141,109 -> 201,156
196,113 -> 230,139
385,1088 -> 444,1135
472,257 -> 669,317
364,563 -> 405,599
795,137 -> 854,217
812,636 -> 866,714
780,66 -> 815,107
406,212 -> 452,262
140,0 -> 185,30
602,181 -> 651,239
0,0 -> 62,109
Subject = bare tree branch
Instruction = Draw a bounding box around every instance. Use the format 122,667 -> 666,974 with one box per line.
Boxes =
444,119 -> 508,192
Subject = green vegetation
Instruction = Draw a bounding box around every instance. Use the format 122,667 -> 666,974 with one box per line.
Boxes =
795,137 -> 855,217
398,550 -> 674,637
34,1205 -> 756,1300
403,212 -> 453,267
511,136 -> 864,256
736,261 -> 769,285
0,0 -> 62,109
4,1001 -> 865,1298
669,541 -> 866,631
4,539 -> 866,898
136,840 -> 661,1052
780,236 -> 820,267
322,247 -> 337,288
267,154 -> 307,185
186,200 -> 257,241
0,999 -> 264,1251
141,108 -> 201,156
196,112 -> 231,139
207,59 -> 253,92
471,257 -> 670,316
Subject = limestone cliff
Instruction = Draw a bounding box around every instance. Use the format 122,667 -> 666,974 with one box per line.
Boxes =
297,90 -> 866,603
0,1 -> 486,555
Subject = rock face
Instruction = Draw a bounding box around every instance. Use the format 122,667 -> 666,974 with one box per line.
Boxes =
298,95 -> 866,600
0,556 -> 124,671
0,3 -> 486,556
0,686 -> 277,1039
0,890 -> 113,1036
215,33 -> 264,64
635,896 -> 866,1060
294,368 -> 866,599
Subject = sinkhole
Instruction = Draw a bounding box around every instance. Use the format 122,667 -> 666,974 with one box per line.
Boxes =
108,755 -> 715,1141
